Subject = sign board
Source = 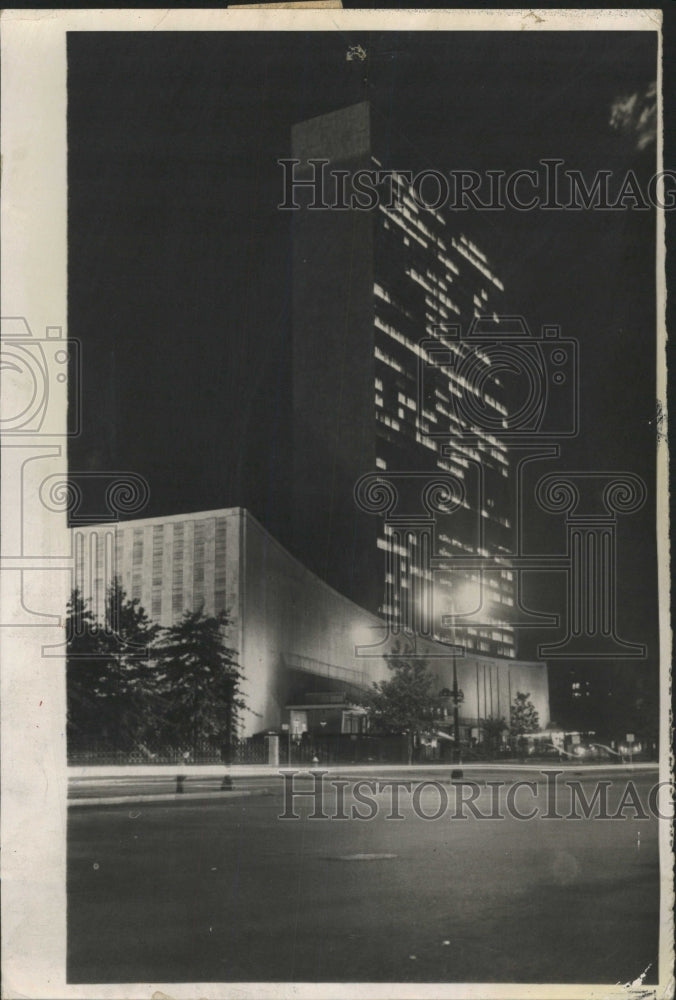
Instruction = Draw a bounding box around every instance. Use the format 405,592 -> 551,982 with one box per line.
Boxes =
626,733 -> 635,744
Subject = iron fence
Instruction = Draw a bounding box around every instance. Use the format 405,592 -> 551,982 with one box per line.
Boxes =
68,737 -> 268,766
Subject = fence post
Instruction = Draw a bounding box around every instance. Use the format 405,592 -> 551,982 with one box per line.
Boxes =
265,733 -> 280,766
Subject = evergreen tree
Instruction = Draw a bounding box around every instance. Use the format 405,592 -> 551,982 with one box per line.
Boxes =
98,579 -> 162,746
66,588 -> 108,745
66,581 -> 161,751
154,607 -> 245,757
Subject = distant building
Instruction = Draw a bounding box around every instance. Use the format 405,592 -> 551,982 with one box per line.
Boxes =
72,507 -> 549,739
291,101 -> 517,659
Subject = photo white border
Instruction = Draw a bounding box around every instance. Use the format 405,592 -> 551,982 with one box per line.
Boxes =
1,8 -> 671,999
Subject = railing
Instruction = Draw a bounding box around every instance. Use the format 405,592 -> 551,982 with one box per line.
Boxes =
67,736 -> 654,768
68,737 -> 268,766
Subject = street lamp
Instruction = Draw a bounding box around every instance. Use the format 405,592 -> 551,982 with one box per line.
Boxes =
452,652 -> 460,761
438,580 -> 480,761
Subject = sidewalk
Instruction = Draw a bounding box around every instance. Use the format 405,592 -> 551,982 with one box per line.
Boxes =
68,760 -> 660,806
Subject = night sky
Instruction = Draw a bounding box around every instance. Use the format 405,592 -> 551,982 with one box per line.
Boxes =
67,30 -> 660,682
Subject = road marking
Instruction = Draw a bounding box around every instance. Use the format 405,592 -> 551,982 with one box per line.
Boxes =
332,853 -> 398,861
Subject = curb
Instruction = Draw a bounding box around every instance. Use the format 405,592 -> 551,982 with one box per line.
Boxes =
68,788 -> 271,807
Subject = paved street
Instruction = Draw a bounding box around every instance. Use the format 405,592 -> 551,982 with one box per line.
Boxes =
68,768 -> 661,984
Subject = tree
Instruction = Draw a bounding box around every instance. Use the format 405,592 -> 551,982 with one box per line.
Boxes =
98,579 -> 162,746
66,588 -> 108,745
363,649 -> 439,764
481,715 -> 507,754
509,691 -> 540,752
66,581 -> 161,750
153,607 -> 245,757
605,663 -> 659,747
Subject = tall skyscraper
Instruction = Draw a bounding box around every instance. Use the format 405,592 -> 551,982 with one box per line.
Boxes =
291,101 -> 517,659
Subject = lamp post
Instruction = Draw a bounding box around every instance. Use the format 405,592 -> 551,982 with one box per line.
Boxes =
452,652 -> 460,763
446,586 -> 468,765
433,581 -> 470,764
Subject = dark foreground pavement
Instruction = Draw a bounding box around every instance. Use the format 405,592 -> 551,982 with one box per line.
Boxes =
68,769 -> 661,984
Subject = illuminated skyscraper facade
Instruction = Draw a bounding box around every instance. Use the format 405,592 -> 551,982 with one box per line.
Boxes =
292,101 -> 517,658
